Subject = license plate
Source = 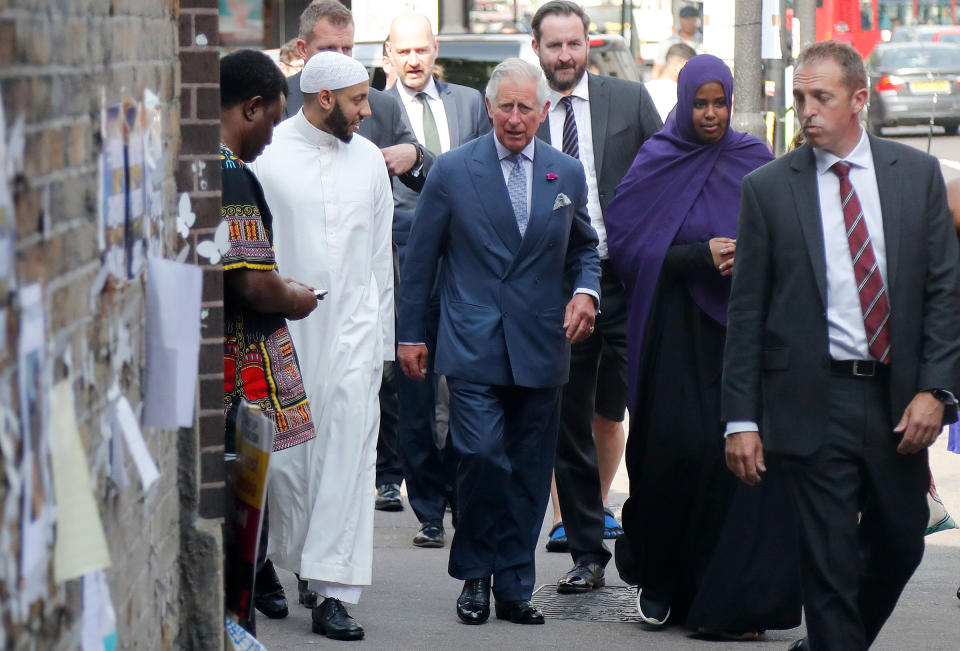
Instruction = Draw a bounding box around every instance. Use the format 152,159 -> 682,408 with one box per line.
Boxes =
910,80 -> 951,94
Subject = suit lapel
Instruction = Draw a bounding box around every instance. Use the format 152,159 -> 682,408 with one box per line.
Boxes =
587,74 -> 607,180
536,114 -> 550,143
869,135 -> 901,298
388,85 -> 415,134
789,145 -> 828,307
469,134 -> 522,254
438,82 -> 461,149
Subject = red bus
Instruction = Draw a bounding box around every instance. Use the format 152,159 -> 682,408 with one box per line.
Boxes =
815,1 -> 960,59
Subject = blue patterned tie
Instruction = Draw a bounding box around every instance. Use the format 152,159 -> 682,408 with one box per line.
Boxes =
506,153 -> 528,236
560,96 -> 579,159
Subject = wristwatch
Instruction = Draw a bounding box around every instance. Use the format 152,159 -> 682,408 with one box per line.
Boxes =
929,389 -> 959,425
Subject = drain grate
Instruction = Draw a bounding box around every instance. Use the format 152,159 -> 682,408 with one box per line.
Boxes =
530,585 -> 642,623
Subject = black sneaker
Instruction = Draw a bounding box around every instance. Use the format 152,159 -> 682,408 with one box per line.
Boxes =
636,588 -> 670,627
375,483 -> 403,511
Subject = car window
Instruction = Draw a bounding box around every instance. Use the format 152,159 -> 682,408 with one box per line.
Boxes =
881,47 -> 960,69
937,33 -> 960,44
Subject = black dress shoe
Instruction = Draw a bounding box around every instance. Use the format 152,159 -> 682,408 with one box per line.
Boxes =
297,577 -> 318,609
311,598 -> 364,640
557,560 -> 605,594
456,578 -> 491,624
494,600 -> 545,625
787,639 -> 809,651
253,559 -> 289,619
375,483 -> 403,511
413,521 -> 445,548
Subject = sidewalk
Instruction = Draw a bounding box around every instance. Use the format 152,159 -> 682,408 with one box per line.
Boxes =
259,436 -> 960,650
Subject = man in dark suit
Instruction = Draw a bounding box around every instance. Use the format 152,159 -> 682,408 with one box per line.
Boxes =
723,41 -> 960,651
530,0 -> 662,593
384,11 -> 491,549
398,58 -> 601,626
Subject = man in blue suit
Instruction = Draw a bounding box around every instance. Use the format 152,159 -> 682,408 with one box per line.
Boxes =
398,58 -> 601,626
384,11 -> 492,550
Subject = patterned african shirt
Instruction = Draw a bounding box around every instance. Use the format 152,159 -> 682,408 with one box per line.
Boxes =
220,145 -> 315,451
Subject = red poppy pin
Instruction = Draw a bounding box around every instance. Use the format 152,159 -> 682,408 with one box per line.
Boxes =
546,173 -> 558,181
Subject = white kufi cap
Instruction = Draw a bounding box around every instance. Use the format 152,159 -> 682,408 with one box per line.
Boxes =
300,51 -> 369,93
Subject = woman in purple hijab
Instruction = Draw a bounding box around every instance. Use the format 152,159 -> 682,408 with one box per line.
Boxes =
606,55 -> 801,636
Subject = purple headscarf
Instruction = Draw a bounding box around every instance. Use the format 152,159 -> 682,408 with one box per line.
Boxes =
605,54 -> 773,410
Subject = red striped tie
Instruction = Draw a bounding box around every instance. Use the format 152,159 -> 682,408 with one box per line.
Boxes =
831,161 -> 891,363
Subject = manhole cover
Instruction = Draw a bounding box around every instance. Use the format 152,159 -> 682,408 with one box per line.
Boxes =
530,585 -> 642,622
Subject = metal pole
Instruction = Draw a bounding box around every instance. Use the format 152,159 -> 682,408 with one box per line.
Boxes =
440,0 -> 469,34
795,0 -> 816,48
733,0 -> 767,139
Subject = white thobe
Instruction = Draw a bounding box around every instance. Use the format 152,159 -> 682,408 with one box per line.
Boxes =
249,111 -> 394,597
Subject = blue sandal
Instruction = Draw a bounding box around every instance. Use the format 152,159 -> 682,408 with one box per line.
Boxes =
603,508 -> 624,539
545,522 -> 568,552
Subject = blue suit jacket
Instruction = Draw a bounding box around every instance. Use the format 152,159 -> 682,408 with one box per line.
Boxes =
398,132 -> 601,388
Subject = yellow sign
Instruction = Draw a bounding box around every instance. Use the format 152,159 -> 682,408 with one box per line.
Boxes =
910,80 -> 950,94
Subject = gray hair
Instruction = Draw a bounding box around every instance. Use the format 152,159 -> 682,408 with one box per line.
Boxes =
485,58 -> 549,109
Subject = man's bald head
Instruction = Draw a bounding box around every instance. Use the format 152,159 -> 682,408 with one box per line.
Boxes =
387,12 -> 439,92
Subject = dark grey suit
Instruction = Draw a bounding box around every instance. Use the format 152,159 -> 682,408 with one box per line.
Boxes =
389,79 -> 490,527
535,73 -> 662,568
389,80 -> 491,246
285,71 -> 435,192
722,136 -> 960,649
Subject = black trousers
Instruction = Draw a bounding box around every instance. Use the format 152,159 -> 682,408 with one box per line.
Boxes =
779,373 -> 928,651
555,263 -> 628,566
375,361 -> 403,486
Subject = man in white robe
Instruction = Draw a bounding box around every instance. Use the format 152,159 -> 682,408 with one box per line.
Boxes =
248,51 -> 394,642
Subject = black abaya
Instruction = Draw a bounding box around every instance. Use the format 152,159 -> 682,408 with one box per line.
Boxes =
616,241 -> 802,631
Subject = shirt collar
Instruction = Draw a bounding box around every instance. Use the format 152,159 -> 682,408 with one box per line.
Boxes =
814,126 -> 872,176
493,133 -> 535,163
294,109 -> 341,149
397,76 -> 440,103
548,72 -> 590,111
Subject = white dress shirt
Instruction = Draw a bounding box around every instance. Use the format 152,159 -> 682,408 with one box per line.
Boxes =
547,73 -> 608,259
395,76 -> 451,154
725,127 -> 888,438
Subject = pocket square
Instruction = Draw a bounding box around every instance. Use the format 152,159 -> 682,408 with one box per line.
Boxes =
553,193 -> 572,210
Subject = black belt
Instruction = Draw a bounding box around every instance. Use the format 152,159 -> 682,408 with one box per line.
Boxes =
830,359 -> 889,379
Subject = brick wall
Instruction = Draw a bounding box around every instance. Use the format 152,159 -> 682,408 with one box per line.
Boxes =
0,0 -> 222,648
178,0 -> 225,523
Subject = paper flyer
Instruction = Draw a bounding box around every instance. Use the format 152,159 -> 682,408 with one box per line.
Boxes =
142,89 -> 165,258
51,380 -> 111,583
124,100 -> 146,277
143,257 -> 202,429
99,100 -> 127,281
224,402 -> 274,631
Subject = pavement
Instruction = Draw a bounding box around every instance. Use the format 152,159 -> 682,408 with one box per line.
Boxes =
258,433 -> 960,650
258,131 -> 960,649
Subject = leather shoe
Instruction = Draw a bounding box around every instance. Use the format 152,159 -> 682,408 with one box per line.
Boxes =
557,560 -> 605,594
375,483 -> 403,511
297,577 -> 318,609
253,559 -> 288,619
456,578 -> 491,624
413,521 -> 445,548
312,598 -> 364,640
787,639 -> 809,651
495,599 -> 544,625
